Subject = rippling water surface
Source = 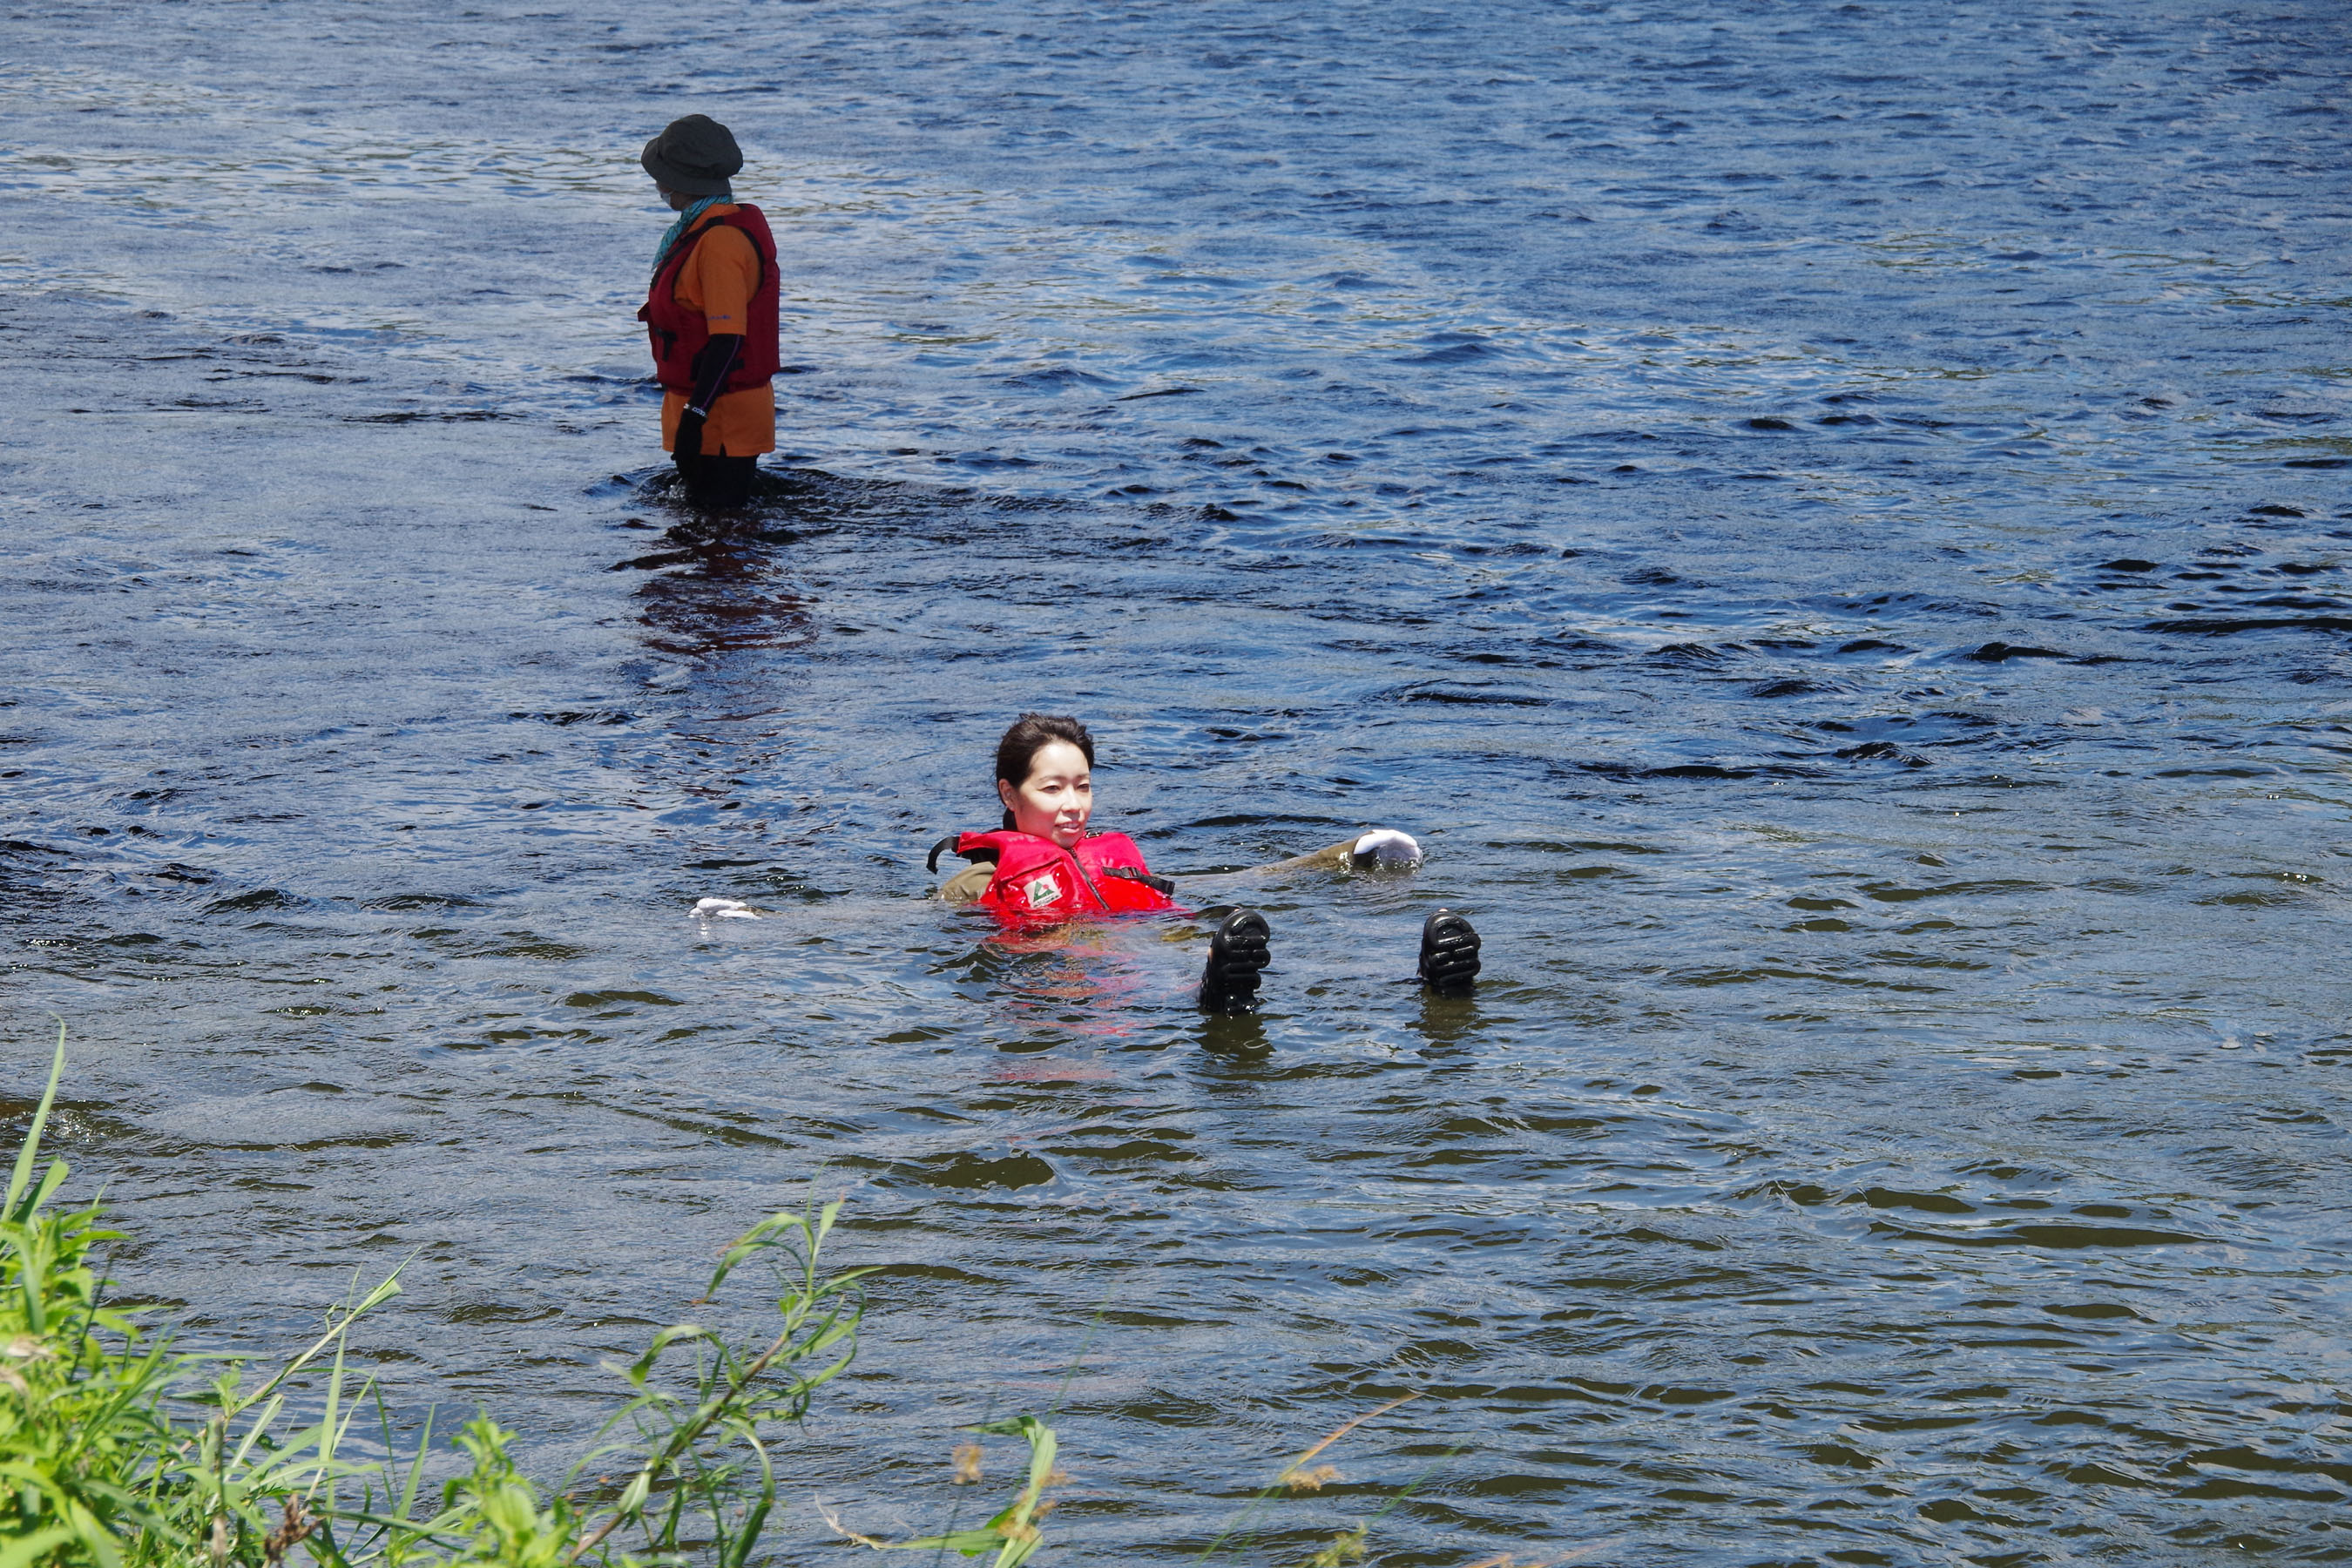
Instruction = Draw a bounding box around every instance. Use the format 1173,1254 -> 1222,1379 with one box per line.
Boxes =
5,2 -> 2351,1563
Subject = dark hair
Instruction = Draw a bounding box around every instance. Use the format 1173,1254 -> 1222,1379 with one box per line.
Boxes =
994,713 -> 1094,829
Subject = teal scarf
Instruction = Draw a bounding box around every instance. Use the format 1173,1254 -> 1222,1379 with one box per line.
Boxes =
652,196 -> 722,277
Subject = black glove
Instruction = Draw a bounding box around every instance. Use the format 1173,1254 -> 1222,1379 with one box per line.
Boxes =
1198,909 -> 1272,1013
1416,909 -> 1482,995
673,333 -> 741,465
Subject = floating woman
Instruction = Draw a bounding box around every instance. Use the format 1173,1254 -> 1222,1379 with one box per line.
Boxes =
928,713 -> 1483,1013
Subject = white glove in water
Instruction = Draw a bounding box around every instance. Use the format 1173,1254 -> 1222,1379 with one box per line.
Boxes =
690,897 -> 761,920
1351,829 -> 1423,867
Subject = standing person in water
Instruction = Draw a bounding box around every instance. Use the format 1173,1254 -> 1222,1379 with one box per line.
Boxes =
639,114 -> 780,510
931,714 -> 1484,1012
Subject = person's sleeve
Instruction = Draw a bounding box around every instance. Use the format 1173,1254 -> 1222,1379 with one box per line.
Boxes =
690,226 -> 758,335
939,863 -> 995,904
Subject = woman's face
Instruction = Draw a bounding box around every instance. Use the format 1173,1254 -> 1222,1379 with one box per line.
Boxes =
998,740 -> 1092,848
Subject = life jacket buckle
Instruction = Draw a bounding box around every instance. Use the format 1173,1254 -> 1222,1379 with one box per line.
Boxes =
1101,865 -> 1175,897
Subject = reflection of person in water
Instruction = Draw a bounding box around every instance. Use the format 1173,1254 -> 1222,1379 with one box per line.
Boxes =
638,114 -> 780,510
930,713 -> 1483,1013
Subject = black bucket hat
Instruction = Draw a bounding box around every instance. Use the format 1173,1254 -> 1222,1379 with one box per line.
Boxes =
641,114 -> 742,196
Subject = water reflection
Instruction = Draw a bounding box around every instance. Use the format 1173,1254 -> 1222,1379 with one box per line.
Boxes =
634,559 -> 814,659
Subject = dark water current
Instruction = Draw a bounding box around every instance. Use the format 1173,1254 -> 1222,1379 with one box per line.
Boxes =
6,1 -> 2352,1562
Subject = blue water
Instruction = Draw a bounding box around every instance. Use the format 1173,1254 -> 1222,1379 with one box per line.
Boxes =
4,2 -> 2351,1563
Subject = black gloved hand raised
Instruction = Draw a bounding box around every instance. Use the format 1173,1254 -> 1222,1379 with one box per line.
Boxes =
1198,909 -> 1272,1014
1417,909 -> 1482,995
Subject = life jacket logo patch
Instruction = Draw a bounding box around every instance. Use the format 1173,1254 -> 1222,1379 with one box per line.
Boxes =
1024,874 -> 1061,909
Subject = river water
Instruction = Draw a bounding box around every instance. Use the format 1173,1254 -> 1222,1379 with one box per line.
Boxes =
4,1 -> 2350,1563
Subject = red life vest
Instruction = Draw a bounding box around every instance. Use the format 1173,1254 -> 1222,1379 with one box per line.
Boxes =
955,829 -> 1183,923
639,206 -> 781,395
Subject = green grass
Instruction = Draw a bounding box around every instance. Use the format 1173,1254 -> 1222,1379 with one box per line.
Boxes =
0,1026 -> 883,1568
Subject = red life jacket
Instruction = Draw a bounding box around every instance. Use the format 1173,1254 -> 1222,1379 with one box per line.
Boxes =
955,829 -> 1182,923
639,206 -> 781,395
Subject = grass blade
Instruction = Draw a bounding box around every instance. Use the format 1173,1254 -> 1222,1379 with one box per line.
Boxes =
6,1021 -> 68,1220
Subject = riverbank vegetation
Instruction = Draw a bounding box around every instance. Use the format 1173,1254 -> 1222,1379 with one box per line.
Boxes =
0,1033 -> 1477,1568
